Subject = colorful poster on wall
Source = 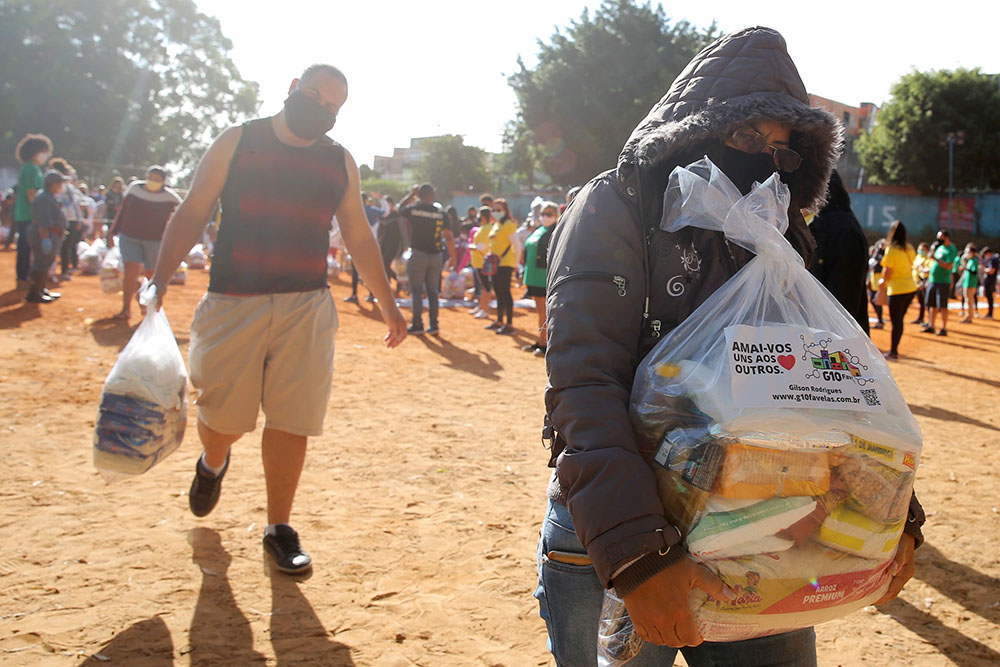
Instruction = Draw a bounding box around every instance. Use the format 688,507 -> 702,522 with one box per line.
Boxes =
938,197 -> 975,232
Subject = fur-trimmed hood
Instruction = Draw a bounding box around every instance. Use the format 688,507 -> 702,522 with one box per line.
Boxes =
617,26 -> 843,211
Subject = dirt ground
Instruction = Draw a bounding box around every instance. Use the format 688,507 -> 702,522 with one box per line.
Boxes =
0,248 -> 997,667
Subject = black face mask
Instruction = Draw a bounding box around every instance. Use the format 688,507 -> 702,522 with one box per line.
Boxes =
283,89 -> 337,140
717,145 -> 780,195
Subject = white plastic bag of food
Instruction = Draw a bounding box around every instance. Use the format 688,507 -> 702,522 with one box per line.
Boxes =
598,158 -> 921,660
441,270 -> 465,299
93,283 -> 188,482
169,261 -> 188,285
100,246 -> 123,293
186,243 -> 207,269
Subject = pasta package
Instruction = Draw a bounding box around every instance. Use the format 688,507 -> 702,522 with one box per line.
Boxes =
715,440 -> 831,499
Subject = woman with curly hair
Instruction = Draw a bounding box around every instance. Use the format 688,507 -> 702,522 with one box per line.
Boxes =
13,133 -> 53,289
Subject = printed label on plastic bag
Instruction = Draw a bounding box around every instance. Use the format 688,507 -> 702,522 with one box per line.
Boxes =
724,325 -> 886,413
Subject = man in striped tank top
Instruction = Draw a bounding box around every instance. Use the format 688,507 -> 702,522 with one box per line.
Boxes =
150,64 -> 407,574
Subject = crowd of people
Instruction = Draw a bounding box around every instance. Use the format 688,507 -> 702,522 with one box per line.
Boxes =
862,224 -> 998,358
2,132 -> 185,311
329,186 -> 580,351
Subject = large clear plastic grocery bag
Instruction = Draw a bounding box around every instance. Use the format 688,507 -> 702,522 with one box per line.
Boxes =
598,158 -> 922,664
93,284 -> 188,482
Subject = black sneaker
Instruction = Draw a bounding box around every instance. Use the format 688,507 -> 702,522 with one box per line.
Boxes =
188,453 -> 229,517
485,322 -> 501,330
343,294 -> 359,304
407,324 -> 425,335
42,288 -> 61,299
521,343 -> 540,352
919,326 -> 935,334
263,525 -> 312,574
495,324 -> 514,335
935,329 -> 948,337
425,326 -> 440,336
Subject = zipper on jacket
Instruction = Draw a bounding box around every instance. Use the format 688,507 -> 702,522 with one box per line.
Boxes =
550,271 -> 628,297
650,319 -> 662,338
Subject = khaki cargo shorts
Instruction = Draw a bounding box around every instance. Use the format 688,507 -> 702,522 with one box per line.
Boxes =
189,288 -> 338,437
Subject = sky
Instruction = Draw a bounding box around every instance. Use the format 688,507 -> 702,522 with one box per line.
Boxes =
197,0 -> 1000,169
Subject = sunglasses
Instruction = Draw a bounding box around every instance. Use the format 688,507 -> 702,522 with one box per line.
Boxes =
730,126 -> 802,172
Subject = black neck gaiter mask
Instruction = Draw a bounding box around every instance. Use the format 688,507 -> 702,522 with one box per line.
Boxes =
715,145 -> 780,195
283,90 -> 337,141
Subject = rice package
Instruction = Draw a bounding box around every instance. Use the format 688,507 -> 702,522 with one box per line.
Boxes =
597,158 -> 921,662
94,284 -> 188,482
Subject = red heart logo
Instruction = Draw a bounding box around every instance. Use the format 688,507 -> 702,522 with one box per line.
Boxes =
777,354 -> 795,370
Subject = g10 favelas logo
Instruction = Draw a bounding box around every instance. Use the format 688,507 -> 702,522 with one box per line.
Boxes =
731,334 -> 874,386
801,335 -> 874,386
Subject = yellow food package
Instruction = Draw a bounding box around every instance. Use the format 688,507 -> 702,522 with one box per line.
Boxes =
714,441 -> 830,499
815,504 -> 903,559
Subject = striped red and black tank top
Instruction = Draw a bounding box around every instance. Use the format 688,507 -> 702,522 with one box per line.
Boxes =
209,117 -> 348,295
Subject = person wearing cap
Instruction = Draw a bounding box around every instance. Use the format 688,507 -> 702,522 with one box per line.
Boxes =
24,170 -> 68,303
396,183 -> 458,335
538,27 -> 924,664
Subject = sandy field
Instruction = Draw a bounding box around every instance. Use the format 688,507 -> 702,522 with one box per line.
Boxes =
0,248 -> 997,667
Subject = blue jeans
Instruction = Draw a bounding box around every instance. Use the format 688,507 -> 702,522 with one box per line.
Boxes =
407,249 -> 442,329
534,499 -> 817,667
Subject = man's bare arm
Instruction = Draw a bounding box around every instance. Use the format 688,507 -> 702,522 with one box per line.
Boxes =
151,126 -> 242,293
337,150 -> 407,347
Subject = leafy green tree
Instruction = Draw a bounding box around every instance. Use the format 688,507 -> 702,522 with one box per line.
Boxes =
499,119 -> 540,190
0,0 -> 259,184
416,135 -> 491,195
857,68 -> 1000,193
508,0 -> 717,185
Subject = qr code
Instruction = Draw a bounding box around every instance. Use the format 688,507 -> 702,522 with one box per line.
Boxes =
861,389 -> 881,407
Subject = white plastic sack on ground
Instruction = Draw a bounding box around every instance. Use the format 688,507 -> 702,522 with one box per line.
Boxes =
186,243 -> 207,270
93,283 -> 188,482
169,261 -> 188,285
441,270 -> 465,299
461,266 -> 476,289
100,246 -> 123,293
598,158 -> 922,661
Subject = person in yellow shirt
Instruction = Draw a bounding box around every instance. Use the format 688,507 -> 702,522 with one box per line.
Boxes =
486,198 -> 519,335
469,206 -> 494,319
879,220 -> 918,360
910,242 -> 931,325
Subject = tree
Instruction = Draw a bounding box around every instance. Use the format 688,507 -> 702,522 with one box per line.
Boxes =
508,0 -> 717,185
856,68 -> 1000,193
499,119 -> 540,190
0,0 -> 259,184
416,135 -> 491,195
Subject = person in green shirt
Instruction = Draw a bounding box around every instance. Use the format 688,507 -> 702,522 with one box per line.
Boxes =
13,133 -> 53,289
958,242 -> 979,322
521,200 -> 560,356
922,229 -> 958,336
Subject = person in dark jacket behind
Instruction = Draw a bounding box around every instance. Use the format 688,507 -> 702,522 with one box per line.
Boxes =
537,27 -> 925,666
808,170 -> 870,333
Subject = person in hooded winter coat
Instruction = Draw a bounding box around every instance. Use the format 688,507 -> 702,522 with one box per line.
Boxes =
808,170 -> 870,334
536,27 -> 925,666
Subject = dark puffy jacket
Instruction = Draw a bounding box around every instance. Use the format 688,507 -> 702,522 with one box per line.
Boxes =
544,27 -> 924,593
809,172 -> 871,333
